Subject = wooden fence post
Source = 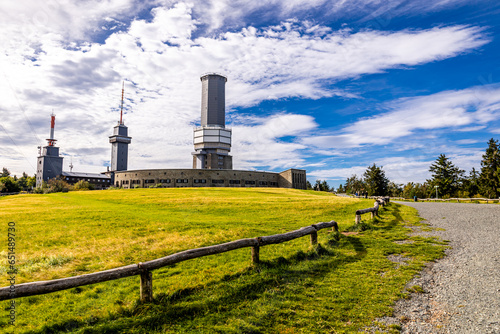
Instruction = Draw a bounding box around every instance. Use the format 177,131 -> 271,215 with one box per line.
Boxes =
251,243 -> 260,264
139,265 -> 153,303
310,231 -> 318,245
371,211 -> 375,219
355,214 -> 361,224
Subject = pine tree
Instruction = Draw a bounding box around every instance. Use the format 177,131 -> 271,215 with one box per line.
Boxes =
363,164 -> 389,196
1,167 -> 10,177
427,154 -> 464,198
344,175 -> 364,195
479,138 -> 500,198
462,168 -> 480,197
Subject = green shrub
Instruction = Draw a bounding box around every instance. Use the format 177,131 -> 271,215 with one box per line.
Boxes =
73,180 -> 95,191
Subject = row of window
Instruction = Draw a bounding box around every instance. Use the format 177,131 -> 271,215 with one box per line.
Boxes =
64,177 -> 111,183
122,179 -> 278,186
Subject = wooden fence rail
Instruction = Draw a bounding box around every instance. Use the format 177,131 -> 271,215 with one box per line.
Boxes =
354,197 -> 389,224
0,221 -> 339,302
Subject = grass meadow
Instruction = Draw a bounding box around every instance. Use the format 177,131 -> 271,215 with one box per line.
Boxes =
0,188 -> 446,333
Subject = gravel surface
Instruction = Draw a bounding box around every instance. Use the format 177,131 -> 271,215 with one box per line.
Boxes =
376,202 -> 500,333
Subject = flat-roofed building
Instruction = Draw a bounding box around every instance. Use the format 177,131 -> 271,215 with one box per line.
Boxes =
114,168 -> 306,190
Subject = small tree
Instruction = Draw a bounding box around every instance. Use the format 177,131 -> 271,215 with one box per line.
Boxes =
313,180 -> 331,192
73,180 -> 95,191
0,176 -> 21,193
479,138 -> 500,198
462,168 -> 480,198
47,177 -> 70,193
387,182 -> 402,197
363,164 -> 389,196
306,180 -> 313,190
1,167 -> 10,177
427,154 -> 464,198
344,175 -> 364,195
337,184 -> 344,193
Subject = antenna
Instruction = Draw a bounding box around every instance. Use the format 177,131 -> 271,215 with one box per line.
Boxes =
46,113 -> 57,146
120,81 -> 124,125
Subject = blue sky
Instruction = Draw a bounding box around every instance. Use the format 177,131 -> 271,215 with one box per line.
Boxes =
1,0 -> 499,187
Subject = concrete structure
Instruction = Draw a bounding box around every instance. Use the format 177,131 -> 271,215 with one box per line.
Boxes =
36,114 -> 63,187
109,83 -> 132,172
192,74 -> 232,169
109,123 -> 131,171
114,168 -> 307,189
35,76 -> 308,191
36,145 -> 63,187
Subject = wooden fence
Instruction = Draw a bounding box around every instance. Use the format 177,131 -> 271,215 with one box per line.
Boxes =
355,197 -> 389,223
0,198 -> 387,303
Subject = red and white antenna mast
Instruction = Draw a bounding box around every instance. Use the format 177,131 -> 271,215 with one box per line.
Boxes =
46,113 -> 57,146
119,81 -> 124,125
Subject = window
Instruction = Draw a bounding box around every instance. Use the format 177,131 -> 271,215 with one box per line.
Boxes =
194,179 -> 206,184
270,182 -> 278,186
131,180 -> 141,185
229,180 -> 240,185
212,179 -> 224,184
245,180 -> 256,185
160,179 -> 171,183
176,179 -> 188,183
144,179 -> 155,184
123,180 -> 129,185
259,181 -> 268,186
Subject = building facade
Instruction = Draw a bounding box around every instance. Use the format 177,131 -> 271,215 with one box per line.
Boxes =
114,168 -> 307,189
61,172 -> 111,190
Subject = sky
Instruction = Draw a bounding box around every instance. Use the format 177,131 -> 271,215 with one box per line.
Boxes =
1,0 -> 500,187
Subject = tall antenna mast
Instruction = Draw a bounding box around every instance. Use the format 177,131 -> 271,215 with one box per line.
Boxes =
120,81 -> 124,125
46,113 -> 57,146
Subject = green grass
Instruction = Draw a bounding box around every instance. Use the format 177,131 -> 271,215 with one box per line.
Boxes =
0,188 -> 446,333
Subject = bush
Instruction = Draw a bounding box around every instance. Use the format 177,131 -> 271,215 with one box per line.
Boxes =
0,176 -> 21,193
48,177 -> 70,193
73,180 -> 95,191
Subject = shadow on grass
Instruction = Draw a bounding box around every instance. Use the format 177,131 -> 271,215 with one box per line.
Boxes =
30,240 -> 368,334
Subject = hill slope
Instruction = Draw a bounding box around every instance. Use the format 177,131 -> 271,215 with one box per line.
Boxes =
0,188 -> 445,333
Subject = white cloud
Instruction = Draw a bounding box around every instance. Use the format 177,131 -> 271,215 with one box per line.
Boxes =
0,1 -> 493,176
303,85 -> 500,150
232,114 -> 317,169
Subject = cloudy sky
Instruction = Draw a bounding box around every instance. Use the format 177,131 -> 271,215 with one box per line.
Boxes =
1,0 -> 499,187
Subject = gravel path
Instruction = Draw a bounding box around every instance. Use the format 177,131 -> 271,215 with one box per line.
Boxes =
379,202 -> 500,333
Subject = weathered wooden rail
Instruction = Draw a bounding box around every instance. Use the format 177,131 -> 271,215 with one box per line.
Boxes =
0,221 -> 339,302
355,197 -> 389,223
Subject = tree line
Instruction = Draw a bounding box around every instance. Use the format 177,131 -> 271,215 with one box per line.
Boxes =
0,168 -> 95,194
2,138 -> 499,197
312,138 -> 500,199
0,168 -> 36,193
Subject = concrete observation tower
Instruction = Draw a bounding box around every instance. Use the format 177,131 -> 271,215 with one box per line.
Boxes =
192,73 -> 232,169
109,82 -> 132,172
